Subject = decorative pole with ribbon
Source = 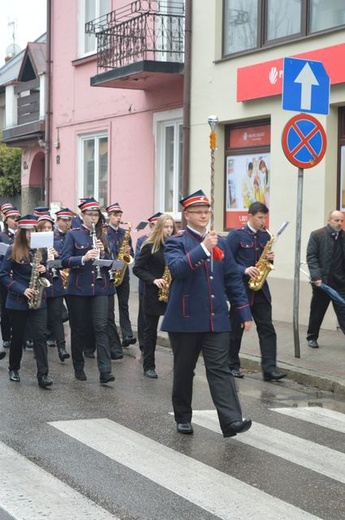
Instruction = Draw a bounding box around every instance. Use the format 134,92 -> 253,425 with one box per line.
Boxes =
208,115 -> 218,231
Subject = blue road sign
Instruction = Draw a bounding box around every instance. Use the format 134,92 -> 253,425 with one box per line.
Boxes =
282,57 -> 330,115
282,114 -> 327,169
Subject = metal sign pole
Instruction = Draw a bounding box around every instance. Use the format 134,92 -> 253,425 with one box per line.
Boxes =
293,167 -> 304,358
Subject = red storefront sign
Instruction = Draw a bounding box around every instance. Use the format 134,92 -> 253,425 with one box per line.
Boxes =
237,42 -> 345,102
229,124 -> 271,148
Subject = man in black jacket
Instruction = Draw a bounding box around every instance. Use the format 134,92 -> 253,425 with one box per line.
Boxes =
306,210 -> 345,348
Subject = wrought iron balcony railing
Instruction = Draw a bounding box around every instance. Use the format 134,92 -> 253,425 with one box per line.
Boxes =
86,0 -> 185,71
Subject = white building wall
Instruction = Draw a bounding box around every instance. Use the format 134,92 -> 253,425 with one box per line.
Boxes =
189,2 -> 345,328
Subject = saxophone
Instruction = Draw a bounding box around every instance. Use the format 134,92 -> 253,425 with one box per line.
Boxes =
28,249 -> 51,310
158,266 -> 172,303
112,222 -> 134,287
248,228 -> 275,291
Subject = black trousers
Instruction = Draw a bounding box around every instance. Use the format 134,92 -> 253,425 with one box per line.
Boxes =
307,285 -> 345,340
47,296 -> 66,348
137,292 -> 145,351
115,279 -> 133,339
229,296 -> 277,374
0,284 -> 11,342
107,294 -> 123,357
9,308 -> 49,378
168,331 -> 243,433
143,313 -> 160,371
68,295 -> 111,375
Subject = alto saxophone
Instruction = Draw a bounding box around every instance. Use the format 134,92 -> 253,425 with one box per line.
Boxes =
28,249 -> 51,310
112,222 -> 134,287
248,228 -> 275,291
158,265 -> 172,303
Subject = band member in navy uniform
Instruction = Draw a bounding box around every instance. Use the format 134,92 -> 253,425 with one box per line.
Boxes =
37,214 -> 70,362
226,202 -> 287,381
0,215 -> 52,388
135,212 -> 163,354
106,203 -> 136,347
0,207 -> 21,358
161,190 -> 253,437
61,198 -> 115,384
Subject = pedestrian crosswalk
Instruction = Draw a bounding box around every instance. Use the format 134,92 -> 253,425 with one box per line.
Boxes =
1,407 -> 345,519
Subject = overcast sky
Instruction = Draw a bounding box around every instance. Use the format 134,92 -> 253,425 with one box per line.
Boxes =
0,0 -> 47,63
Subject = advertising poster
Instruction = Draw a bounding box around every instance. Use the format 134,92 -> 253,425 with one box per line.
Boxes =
340,145 -> 345,211
225,153 -> 270,229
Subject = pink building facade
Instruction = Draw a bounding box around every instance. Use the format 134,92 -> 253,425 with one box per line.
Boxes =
49,0 -> 184,230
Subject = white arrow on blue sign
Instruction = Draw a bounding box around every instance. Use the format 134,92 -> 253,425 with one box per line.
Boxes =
282,57 -> 330,115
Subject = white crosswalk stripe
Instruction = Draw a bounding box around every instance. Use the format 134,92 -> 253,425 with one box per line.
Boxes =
0,441 -> 119,520
50,418 -> 321,520
272,406 -> 345,432
192,410 -> 345,484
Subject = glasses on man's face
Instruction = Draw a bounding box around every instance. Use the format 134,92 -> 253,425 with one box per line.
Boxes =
84,212 -> 99,218
186,210 -> 211,216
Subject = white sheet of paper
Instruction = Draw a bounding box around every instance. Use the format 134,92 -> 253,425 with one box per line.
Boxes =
0,243 -> 9,255
30,231 -> 54,249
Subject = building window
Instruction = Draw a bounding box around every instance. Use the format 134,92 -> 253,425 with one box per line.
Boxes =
223,0 -> 345,57
224,120 -> 270,229
79,134 -> 108,209
154,109 -> 183,218
79,0 -> 109,57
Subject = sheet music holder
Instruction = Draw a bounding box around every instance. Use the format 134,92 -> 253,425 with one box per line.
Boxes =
47,260 -> 62,270
135,220 -> 148,231
0,243 -> 9,256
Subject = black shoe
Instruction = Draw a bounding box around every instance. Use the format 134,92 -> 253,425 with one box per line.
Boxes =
100,372 -> 115,384
122,336 -> 137,347
75,370 -> 87,381
38,375 -> 53,388
230,369 -> 244,378
111,353 -> 124,360
9,370 -> 20,382
176,422 -> 194,435
58,347 -> 70,361
23,340 -> 34,350
0,349 -> 6,360
47,340 -> 56,348
84,350 -> 95,359
3,340 -> 10,348
263,370 -> 287,382
307,339 -> 319,348
144,369 -> 158,379
223,418 -> 252,438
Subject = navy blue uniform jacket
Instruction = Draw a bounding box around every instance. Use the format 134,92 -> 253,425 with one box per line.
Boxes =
161,228 -> 252,333
0,247 -> 48,310
61,227 -> 114,296
226,225 -> 271,303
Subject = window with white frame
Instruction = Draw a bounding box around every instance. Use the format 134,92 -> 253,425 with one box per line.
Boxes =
154,109 -> 183,218
78,0 -> 109,57
79,133 -> 108,209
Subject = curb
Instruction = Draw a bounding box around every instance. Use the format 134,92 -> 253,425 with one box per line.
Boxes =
155,332 -> 345,396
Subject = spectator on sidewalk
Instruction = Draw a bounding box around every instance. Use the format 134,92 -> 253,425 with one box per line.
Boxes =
306,210 -> 345,348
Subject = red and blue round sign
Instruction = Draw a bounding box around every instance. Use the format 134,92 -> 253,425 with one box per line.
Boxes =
282,113 -> 327,169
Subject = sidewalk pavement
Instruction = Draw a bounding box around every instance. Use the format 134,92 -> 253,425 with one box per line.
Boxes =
126,284 -> 345,395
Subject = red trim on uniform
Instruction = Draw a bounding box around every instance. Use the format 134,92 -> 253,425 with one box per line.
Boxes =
80,201 -> 100,212
106,204 -> 122,213
186,252 -> 195,270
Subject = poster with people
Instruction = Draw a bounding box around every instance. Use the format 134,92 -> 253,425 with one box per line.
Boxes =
225,153 -> 270,228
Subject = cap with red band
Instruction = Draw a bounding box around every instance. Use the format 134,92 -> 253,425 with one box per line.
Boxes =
17,215 -> 38,229
55,208 -> 74,219
78,198 -> 100,212
147,211 -> 163,223
179,190 -> 210,209
106,202 -> 122,214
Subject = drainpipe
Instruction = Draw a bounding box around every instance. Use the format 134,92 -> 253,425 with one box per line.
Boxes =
44,0 -> 52,205
182,0 -> 192,200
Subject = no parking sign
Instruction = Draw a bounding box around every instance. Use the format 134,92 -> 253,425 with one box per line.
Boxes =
282,113 -> 327,169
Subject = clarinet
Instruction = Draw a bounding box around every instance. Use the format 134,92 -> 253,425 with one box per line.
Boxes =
91,223 -> 103,280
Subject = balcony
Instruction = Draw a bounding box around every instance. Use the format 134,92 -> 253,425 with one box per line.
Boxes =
87,0 -> 185,90
2,79 -> 45,145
